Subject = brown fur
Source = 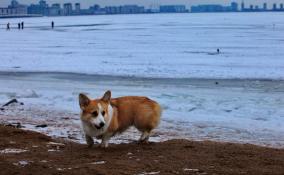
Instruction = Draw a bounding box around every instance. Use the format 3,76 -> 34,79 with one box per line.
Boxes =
79,91 -> 161,147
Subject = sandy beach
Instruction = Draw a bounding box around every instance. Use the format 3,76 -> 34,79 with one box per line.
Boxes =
1,125 -> 284,175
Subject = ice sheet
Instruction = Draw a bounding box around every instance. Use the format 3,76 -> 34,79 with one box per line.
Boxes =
0,13 -> 284,79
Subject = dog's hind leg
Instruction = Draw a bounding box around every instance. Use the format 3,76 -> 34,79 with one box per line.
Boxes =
139,131 -> 150,143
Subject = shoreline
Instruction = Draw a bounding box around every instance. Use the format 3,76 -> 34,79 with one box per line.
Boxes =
0,71 -> 284,82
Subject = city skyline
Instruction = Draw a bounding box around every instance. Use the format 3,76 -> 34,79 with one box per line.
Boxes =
1,0 -> 283,17
1,0 -> 284,9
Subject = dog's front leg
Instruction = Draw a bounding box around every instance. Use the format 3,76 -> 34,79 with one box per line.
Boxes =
85,134 -> 94,148
101,134 -> 111,148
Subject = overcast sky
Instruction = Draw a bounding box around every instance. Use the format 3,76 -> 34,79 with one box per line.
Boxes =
0,0 -> 283,8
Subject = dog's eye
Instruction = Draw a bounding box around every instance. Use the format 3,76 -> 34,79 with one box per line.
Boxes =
101,111 -> 106,116
92,111 -> 98,117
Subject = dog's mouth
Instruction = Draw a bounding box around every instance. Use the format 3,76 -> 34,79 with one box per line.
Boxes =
90,122 -> 105,130
94,125 -> 103,129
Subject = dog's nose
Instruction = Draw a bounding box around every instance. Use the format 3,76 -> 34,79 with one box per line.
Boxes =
99,122 -> 105,127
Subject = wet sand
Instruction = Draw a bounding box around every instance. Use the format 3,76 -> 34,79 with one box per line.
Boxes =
1,125 -> 284,175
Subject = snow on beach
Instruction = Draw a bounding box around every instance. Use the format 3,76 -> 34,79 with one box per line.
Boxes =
0,73 -> 283,148
0,13 -> 284,147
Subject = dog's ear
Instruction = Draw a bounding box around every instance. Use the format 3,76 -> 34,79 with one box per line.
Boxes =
79,93 -> 90,110
102,90 -> 111,102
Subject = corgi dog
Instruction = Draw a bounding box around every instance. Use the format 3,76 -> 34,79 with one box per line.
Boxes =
79,90 -> 161,148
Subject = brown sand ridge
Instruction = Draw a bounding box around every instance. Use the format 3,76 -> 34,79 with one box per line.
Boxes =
0,125 -> 284,175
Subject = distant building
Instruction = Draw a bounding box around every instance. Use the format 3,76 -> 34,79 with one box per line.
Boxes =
0,0 -> 27,17
63,3 -> 72,15
90,4 -> 104,14
160,5 -> 187,13
120,5 -> 145,14
231,2 -> 238,11
241,1 -> 245,11
191,5 -> 223,12
273,3 -> 277,11
147,4 -> 160,13
263,3 -> 267,10
255,5 -> 259,11
80,9 -> 94,15
241,2 -> 284,12
49,3 -> 61,16
75,3 -> 80,14
104,5 -> 145,14
191,3 -> 237,13
105,6 -> 120,14
28,0 -> 48,15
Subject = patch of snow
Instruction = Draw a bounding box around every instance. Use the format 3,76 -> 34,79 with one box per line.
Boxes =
184,168 -> 199,172
0,148 -> 28,154
47,149 -> 60,152
13,160 -> 30,167
137,171 -> 160,175
47,142 -> 65,146
90,161 -> 106,165
56,168 -> 65,171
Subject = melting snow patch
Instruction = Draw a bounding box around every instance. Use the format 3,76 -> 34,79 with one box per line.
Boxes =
184,168 -> 199,172
13,160 -> 30,167
47,149 -> 60,152
90,161 -> 106,165
0,148 -> 28,154
57,168 -> 65,171
137,171 -> 160,175
47,142 -> 65,146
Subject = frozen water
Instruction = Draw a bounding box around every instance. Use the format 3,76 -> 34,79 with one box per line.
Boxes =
0,13 -> 283,148
0,13 -> 284,79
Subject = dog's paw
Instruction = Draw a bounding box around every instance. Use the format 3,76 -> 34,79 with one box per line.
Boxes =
138,140 -> 150,145
87,144 -> 94,148
100,143 -> 109,148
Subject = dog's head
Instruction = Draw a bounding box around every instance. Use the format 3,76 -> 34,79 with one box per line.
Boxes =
79,91 -> 112,130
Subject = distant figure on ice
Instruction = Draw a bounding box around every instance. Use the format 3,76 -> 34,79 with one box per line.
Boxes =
21,22 -> 24,29
217,48 -> 220,54
6,23 -> 10,30
51,21 -> 54,29
273,24 -> 275,30
18,23 -> 21,30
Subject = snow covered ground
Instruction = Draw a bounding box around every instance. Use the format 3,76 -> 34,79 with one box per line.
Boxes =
0,13 -> 283,147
